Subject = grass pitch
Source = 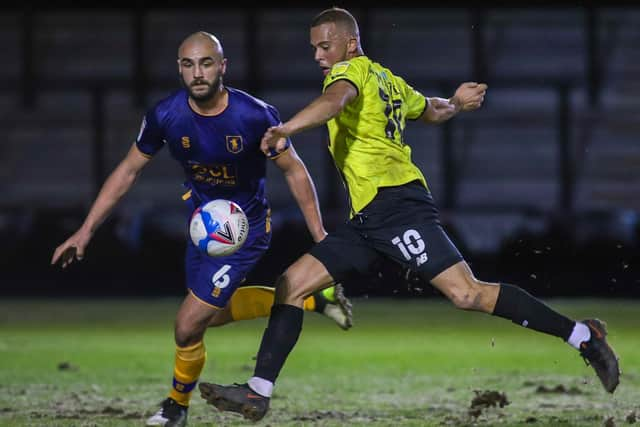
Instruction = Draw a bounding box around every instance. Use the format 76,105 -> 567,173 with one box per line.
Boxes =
0,297 -> 638,426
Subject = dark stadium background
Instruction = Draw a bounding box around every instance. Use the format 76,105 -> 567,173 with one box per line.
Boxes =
1,2 -> 638,300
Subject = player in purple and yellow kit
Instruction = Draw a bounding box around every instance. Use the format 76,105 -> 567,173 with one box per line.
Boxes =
51,31 -> 352,427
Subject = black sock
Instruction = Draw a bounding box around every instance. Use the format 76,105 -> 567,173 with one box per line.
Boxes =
312,291 -> 328,313
492,283 -> 575,341
254,304 -> 303,383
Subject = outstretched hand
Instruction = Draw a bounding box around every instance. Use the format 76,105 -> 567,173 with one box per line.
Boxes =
51,229 -> 92,268
260,125 -> 290,157
451,82 -> 488,112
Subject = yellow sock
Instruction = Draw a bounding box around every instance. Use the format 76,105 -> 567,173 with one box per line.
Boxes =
303,294 -> 316,311
229,286 -> 316,321
168,340 -> 206,406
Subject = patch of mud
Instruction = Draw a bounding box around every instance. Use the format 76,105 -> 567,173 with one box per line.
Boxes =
57,361 -> 79,371
626,410 -> 638,424
534,384 -> 584,395
47,407 -> 143,420
101,406 -> 124,414
468,390 -> 509,418
440,414 -> 467,426
27,392 -> 145,423
291,410 -> 352,422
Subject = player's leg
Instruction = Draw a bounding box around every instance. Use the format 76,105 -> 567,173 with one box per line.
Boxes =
207,284 -> 352,330
199,225 -> 374,421
371,182 -> 619,393
429,261 -> 620,393
199,254 -> 334,420
146,292 -> 217,426
148,232 -> 269,426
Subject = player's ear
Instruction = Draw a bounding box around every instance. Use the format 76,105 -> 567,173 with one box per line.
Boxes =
347,38 -> 357,54
221,58 -> 228,76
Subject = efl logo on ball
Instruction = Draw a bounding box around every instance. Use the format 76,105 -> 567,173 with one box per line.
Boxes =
189,199 -> 249,257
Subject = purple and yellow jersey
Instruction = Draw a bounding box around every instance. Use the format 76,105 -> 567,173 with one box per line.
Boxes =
135,87 -> 289,307
135,87 -> 290,221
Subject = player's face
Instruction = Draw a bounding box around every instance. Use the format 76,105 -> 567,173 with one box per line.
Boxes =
178,45 -> 226,101
310,22 -> 352,76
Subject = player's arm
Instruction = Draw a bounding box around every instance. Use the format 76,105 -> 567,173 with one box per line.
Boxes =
260,80 -> 358,153
272,145 -> 327,243
51,144 -> 151,267
421,82 -> 488,124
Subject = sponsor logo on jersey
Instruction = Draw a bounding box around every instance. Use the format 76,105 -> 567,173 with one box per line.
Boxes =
226,135 -> 243,154
189,162 -> 237,186
331,61 -> 351,75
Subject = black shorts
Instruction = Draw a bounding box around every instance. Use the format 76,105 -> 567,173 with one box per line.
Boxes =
310,181 -> 463,283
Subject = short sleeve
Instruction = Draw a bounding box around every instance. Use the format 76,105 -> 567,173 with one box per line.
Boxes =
135,108 -> 165,158
322,60 -> 364,96
395,76 -> 428,120
264,104 -> 291,159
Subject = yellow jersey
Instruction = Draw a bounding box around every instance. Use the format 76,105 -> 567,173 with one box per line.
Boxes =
322,55 -> 429,216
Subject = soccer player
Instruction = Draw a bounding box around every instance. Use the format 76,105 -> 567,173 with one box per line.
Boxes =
50,31 -> 352,427
199,8 -> 621,421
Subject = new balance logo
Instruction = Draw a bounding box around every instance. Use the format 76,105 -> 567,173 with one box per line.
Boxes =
416,253 -> 428,266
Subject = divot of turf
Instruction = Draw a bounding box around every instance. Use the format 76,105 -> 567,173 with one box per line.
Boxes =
468,390 -> 509,418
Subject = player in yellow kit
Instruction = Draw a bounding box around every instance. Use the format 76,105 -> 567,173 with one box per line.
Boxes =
199,7 -> 620,421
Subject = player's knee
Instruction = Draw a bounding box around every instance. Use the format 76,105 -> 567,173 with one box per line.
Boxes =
174,322 -> 205,347
448,278 -> 484,311
274,272 -> 305,305
274,274 -> 294,302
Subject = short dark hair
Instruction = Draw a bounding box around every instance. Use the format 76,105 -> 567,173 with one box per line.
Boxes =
311,7 -> 359,37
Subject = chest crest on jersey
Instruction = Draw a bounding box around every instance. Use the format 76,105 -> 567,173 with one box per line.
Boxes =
226,136 -> 243,154
181,136 -> 191,149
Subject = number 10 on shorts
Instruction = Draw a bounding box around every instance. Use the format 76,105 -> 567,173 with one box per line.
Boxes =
391,229 -> 428,266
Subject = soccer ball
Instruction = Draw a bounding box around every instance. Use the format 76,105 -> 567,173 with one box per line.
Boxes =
189,199 -> 249,257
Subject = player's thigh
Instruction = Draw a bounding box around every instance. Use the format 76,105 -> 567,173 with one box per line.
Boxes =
380,221 -> 463,281
309,222 -> 383,286
358,189 -> 463,281
175,292 -> 220,342
275,253 -> 335,305
185,232 -> 269,310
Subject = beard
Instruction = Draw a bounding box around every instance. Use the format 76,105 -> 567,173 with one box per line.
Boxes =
180,74 -> 223,101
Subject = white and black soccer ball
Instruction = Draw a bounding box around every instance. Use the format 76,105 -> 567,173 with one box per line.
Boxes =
189,199 -> 249,257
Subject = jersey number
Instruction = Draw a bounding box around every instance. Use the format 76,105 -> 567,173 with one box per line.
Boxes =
212,264 -> 232,288
392,229 -> 426,261
378,85 -> 404,144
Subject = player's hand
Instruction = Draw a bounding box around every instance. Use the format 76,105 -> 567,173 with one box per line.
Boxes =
51,229 -> 92,268
451,82 -> 488,112
260,125 -> 289,157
